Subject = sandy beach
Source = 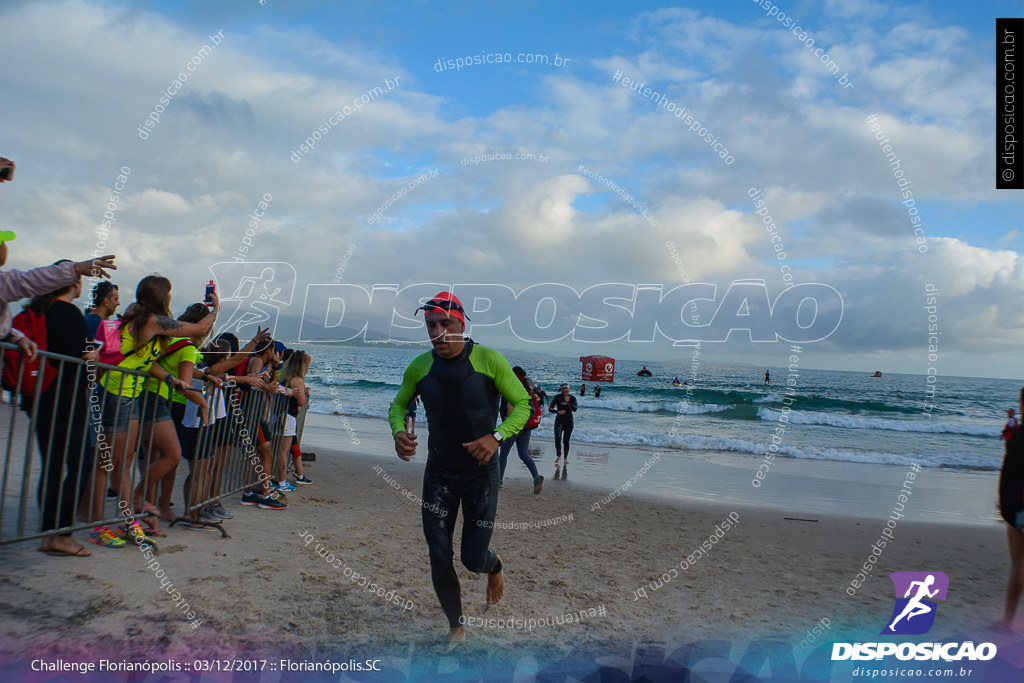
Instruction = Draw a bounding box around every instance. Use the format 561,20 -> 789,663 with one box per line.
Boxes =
0,413 -> 1020,680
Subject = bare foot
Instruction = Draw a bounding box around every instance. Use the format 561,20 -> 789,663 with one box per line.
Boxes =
993,619 -> 1016,634
140,519 -> 167,537
486,556 -> 505,606
40,535 -> 91,557
446,626 -> 466,650
158,505 -> 175,522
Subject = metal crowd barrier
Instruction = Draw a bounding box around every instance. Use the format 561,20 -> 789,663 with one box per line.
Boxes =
170,380 -> 293,537
0,341 -> 300,546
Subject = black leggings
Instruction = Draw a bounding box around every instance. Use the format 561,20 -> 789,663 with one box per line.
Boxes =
421,461 -> 500,629
554,418 -> 573,455
34,402 -> 92,533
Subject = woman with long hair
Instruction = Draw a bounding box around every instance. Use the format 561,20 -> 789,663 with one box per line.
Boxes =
90,275 -> 218,547
274,350 -> 311,490
140,303 -> 213,525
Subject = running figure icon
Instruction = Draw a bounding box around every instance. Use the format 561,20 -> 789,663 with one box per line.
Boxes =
881,571 -> 949,635
209,262 -> 296,340
887,574 -> 939,631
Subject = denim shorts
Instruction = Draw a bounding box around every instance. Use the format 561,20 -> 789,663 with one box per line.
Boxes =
99,389 -> 139,434
283,414 -> 297,438
139,392 -> 172,426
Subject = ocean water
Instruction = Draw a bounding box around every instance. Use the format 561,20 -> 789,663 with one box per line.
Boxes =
294,343 -> 1016,472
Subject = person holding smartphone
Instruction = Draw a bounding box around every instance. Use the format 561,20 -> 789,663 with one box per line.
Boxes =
91,276 -> 217,547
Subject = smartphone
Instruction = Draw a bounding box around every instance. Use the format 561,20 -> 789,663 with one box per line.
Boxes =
204,280 -> 216,306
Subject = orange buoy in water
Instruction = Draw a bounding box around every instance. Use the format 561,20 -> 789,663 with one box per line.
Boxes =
581,355 -> 615,382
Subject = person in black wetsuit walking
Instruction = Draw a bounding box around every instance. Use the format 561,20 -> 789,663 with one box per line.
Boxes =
389,291 -> 532,645
999,387 -> 1024,630
550,382 -> 578,463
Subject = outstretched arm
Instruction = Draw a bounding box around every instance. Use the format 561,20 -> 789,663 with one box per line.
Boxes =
0,261 -> 78,303
143,293 -> 220,341
204,327 -> 271,375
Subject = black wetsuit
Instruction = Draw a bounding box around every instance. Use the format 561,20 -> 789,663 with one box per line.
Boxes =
1000,428 -> 1024,526
549,393 -> 577,456
389,340 -> 530,629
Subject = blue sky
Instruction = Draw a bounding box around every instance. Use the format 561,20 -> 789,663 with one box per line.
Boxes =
1,0 -> 1022,377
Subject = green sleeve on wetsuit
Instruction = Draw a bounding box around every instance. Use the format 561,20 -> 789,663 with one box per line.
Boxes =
469,346 -> 531,439
389,351 -> 433,437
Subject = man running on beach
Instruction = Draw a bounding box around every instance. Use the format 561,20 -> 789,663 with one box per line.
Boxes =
389,291 -> 532,644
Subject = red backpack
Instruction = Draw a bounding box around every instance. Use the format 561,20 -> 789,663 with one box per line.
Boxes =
524,393 -> 543,430
2,309 -> 58,395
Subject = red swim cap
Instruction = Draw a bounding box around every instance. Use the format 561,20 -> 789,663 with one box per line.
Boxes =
415,291 -> 470,325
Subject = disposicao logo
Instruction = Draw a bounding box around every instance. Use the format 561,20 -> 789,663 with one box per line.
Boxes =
882,571 -> 948,635
831,571 -> 997,662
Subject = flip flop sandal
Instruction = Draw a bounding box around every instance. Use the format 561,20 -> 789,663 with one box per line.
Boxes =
38,546 -> 91,557
132,510 -> 168,537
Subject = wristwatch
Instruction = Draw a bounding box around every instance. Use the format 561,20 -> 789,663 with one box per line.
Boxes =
491,430 -> 504,444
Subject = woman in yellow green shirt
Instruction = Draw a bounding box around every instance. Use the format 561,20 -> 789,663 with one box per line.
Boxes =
91,276 -> 218,548
139,303 -> 215,527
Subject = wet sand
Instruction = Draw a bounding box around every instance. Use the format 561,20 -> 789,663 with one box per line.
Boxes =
0,414 -> 1018,679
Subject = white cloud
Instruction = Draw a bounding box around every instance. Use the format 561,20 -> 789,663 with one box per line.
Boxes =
1,0 -> 1021,375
